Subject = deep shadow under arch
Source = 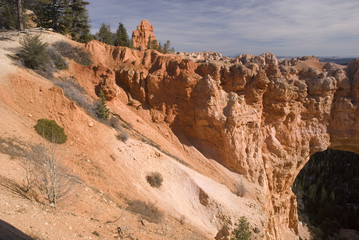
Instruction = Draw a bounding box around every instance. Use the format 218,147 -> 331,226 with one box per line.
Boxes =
293,149 -> 359,239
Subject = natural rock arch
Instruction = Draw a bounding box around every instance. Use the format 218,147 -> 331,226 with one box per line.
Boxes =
85,40 -> 359,239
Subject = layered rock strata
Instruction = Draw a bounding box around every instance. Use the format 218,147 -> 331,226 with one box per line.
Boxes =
85,40 -> 359,239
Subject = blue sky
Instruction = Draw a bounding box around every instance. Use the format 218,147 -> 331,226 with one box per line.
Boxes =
87,0 -> 359,57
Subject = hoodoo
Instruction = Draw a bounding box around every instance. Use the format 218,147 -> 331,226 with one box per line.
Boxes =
132,19 -> 158,50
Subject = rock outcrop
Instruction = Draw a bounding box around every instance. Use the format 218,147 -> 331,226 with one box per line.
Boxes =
132,19 -> 158,50
85,40 -> 359,240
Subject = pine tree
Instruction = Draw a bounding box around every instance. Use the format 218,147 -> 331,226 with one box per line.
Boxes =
31,0 -> 92,42
96,23 -> 114,45
0,0 -> 17,29
69,0 -> 92,42
231,216 -> 252,240
114,22 -> 130,47
1,4 -> 16,29
97,90 -> 109,120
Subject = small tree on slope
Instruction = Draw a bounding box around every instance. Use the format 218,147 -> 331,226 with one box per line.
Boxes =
97,90 -> 109,120
231,216 -> 252,240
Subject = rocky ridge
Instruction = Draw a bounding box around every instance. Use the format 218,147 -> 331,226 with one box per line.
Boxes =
84,40 -> 359,239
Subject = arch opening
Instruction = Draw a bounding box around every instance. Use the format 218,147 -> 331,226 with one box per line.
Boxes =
293,148 -> 359,239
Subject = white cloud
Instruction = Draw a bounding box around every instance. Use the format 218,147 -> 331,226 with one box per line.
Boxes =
87,0 -> 359,56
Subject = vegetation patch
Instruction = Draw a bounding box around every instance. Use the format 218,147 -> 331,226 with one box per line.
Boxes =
146,172 -> 163,188
19,34 -> 48,70
235,180 -> 246,197
34,119 -> 67,144
293,149 -> 359,239
116,130 -> 129,142
231,216 -> 252,240
53,41 -> 92,66
126,200 -> 163,224
96,90 -> 110,120
53,77 -> 98,118
199,188 -> 209,206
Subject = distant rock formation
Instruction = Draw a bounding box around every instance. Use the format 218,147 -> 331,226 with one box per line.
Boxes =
131,19 -> 158,50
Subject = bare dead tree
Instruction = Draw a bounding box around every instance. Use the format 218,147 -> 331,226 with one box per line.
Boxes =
0,137 -> 80,205
117,225 -> 133,240
16,0 -> 23,31
31,143 -> 80,206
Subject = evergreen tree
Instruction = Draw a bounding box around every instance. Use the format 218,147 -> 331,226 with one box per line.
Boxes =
70,0 -> 91,42
231,216 -> 252,240
147,35 -> 152,49
163,40 -> 175,53
30,0 -> 92,42
19,34 -> 48,69
0,0 -> 17,29
1,5 -> 16,29
32,0 -> 62,30
114,22 -> 130,47
96,23 -> 114,45
97,90 -> 109,120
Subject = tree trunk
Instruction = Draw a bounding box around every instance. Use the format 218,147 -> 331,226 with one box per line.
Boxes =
17,0 -> 23,31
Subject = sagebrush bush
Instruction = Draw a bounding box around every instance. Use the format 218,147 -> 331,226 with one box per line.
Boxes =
53,41 -> 92,66
235,180 -> 246,197
34,119 -> 67,144
19,34 -> 48,69
54,78 -> 98,118
116,130 -> 129,142
146,172 -> 163,188
48,48 -> 69,70
126,199 -> 163,223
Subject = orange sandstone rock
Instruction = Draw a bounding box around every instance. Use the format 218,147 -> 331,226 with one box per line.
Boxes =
132,19 -> 158,50
85,40 -> 359,240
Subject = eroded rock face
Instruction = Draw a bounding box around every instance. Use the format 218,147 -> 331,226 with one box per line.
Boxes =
85,41 -> 359,240
132,19 -> 158,50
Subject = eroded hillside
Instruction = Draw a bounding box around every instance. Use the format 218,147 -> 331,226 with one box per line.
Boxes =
1,29 -> 359,240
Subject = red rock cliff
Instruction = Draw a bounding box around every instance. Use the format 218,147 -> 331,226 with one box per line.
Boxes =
85,40 -> 359,239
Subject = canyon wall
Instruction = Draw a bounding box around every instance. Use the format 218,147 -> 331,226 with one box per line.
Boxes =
85,40 -> 359,239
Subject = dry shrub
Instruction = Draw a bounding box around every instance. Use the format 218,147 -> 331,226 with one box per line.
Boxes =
53,78 -> 98,118
235,180 -> 246,197
116,130 -> 129,142
146,172 -> 163,188
126,200 -> 163,223
109,117 -> 121,129
53,41 -> 92,66
0,137 -> 80,205
199,188 -> 209,206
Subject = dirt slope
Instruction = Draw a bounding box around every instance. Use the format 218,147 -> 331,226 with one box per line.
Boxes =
0,30 -> 266,240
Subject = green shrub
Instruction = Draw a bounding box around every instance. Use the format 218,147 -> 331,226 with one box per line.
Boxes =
231,216 -> 252,240
146,172 -> 163,188
54,55 -> 68,70
34,119 -> 67,144
19,34 -> 48,69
